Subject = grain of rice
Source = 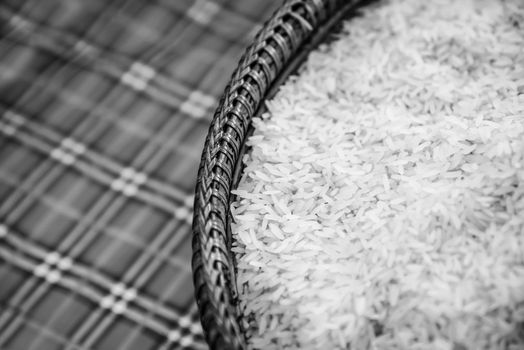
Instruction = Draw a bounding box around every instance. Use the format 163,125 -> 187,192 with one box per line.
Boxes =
231,0 -> 524,349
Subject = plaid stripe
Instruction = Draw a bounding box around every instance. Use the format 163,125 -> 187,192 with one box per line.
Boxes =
0,0 -> 281,349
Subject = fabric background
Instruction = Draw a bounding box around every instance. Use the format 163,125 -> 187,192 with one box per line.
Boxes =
0,0 -> 281,349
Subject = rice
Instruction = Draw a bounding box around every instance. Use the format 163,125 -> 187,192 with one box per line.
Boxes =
231,0 -> 524,349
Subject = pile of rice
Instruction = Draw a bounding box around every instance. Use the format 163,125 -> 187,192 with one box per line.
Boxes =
230,0 -> 524,349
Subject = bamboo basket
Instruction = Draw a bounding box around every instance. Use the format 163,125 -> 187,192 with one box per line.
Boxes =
192,1 -> 375,348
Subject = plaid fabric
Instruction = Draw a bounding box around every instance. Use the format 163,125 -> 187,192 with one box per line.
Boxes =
0,0 -> 281,349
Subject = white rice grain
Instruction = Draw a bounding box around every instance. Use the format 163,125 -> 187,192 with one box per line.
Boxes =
231,0 -> 524,349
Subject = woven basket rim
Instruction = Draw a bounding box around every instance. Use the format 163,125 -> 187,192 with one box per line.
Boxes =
191,1 -> 375,349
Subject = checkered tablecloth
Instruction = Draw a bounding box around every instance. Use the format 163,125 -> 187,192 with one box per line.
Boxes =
0,0 -> 281,349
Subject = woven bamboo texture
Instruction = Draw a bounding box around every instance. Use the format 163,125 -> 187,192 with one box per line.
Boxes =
192,0 -> 372,348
